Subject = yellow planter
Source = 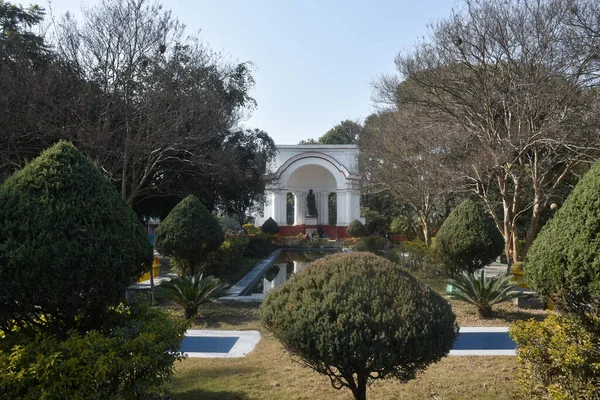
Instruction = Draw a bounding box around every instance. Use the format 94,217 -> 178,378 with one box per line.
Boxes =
509,262 -> 528,288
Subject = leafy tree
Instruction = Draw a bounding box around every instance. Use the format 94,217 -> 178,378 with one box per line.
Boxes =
436,200 -> 504,274
525,159 -> 600,323
299,119 -> 363,145
218,129 -> 276,228
0,141 -> 152,336
260,252 -> 457,400
154,195 -> 224,276
319,120 -> 363,144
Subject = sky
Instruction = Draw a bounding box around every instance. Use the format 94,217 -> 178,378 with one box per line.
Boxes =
44,0 -> 459,144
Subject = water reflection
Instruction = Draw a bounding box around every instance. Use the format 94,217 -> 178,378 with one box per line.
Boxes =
254,250 -> 339,296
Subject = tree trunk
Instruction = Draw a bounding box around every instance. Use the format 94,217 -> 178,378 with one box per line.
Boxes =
349,376 -> 367,400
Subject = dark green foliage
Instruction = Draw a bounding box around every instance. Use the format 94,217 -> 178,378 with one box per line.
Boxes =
157,273 -> 228,319
0,303 -> 189,399
447,271 -> 521,318
525,160 -> 600,320
510,314 -> 600,399
154,195 -> 224,276
260,252 -> 457,400
0,141 -> 152,336
354,235 -> 390,255
436,200 -> 504,274
361,207 -> 390,234
261,217 -> 280,234
244,232 -> 276,258
205,235 -> 250,277
347,219 -> 367,237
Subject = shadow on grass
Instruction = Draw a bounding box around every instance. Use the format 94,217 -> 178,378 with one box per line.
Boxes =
174,389 -> 250,400
192,302 -> 261,330
493,307 -> 547,323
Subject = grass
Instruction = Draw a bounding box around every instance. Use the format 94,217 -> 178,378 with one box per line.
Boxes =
170,331 -> 527,400
165,259 -> 545,399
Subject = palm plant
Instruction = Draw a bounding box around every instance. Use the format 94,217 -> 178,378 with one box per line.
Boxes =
158,273 -> 229,319
447,270 -> 521,318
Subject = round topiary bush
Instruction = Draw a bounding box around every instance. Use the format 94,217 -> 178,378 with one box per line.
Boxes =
260,252 -> 457,400
261,217 -> 280,234
154,195 -> 224,276
0,141 -> 152,335
525,160 -> 600,319
436,199 -> 504,275
347,219 -> 367,237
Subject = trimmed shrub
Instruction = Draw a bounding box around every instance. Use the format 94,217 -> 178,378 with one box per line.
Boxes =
0,303 -> 188,399
260,252 -> 458,400
354,235 -> 390,255
261,217 -> 280,234
0,141 -> 152,335
436,199 -> 504,274
155,195 -> 224,276
510,314 -> 600,399
361,207 -> 389,234
244,232 -> 276,258
205,235 -> 250,276
346,219 -> 367,237
525,160 -> 600,319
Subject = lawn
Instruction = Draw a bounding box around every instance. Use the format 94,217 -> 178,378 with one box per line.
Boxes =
168,294 -> 545,399
163,257 -> 545,400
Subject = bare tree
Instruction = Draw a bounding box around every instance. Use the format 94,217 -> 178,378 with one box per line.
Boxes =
53,0 -> 255,205
377,0 -> 600,261
361,110 -> 455,245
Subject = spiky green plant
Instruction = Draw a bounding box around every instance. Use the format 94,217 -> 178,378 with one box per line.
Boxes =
447,271 -> 521,318
158,274 -> 228,319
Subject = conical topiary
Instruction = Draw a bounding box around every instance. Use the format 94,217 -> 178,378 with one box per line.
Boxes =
525,161 -> 600,318
0,141 -> 152,335
436,199 -> 504,274
347,219 -> 367,237
154,195 -> 224,276
261,217 -> 280,234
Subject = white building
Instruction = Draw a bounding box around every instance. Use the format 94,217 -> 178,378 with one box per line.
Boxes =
255,144 -> 363,238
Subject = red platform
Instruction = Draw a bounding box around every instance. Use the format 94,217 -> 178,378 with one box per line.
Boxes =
279,225 -> 350,240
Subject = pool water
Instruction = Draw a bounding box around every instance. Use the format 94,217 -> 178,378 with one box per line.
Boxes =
180,336 -> 239,353
245,250 -> 339,296
454,332 -> 514,350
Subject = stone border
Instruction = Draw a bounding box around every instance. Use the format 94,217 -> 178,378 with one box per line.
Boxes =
183,330 -> 261,358
449,327 -> 515,356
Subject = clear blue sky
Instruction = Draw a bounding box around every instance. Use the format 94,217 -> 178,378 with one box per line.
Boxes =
46,0 -> 459,144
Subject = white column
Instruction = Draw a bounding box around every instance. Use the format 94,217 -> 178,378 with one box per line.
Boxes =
321,192 -> 329,225
345,190 -> 352,226
337,191 -> 348,226
349,190 -> 362,224
293,191 -> 305,225
272,191 -> 287,225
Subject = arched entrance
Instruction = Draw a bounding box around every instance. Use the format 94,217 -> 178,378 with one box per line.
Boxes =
255,145 -> 363,239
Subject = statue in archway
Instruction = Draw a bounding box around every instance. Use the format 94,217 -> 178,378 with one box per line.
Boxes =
306,189 -> 318,218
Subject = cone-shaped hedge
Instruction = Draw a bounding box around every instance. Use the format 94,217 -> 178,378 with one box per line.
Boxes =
347,219 -> 367,237
0,141 -> 152,335
526,161 -> 600,318
436,199 -> 504,274
260,252 -> 457,400
154,195 -> 223,276
261,217 -> 279,234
